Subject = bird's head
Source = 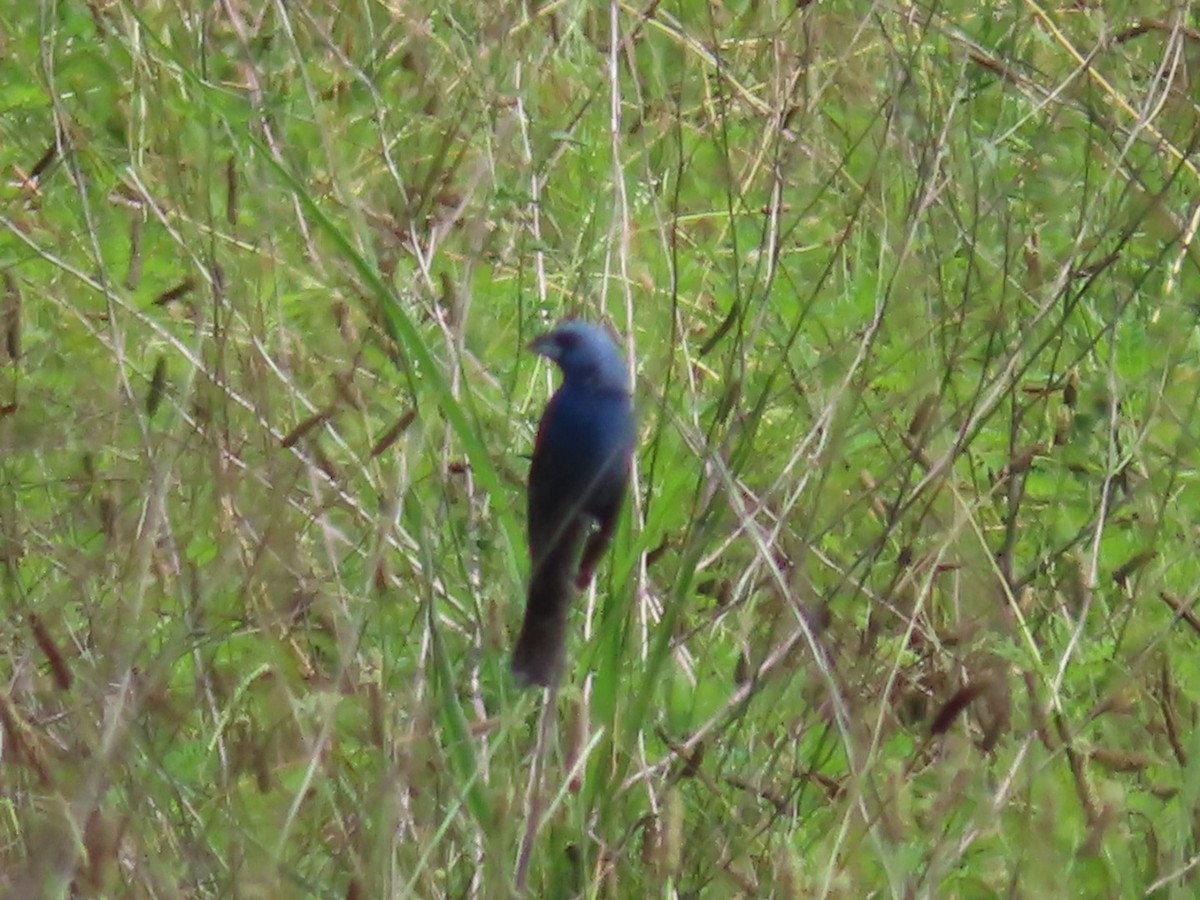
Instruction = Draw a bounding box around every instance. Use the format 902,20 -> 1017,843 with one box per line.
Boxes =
530,320 -> 628,390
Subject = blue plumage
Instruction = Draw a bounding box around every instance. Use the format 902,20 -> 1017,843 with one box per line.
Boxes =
511,321 -> 635,688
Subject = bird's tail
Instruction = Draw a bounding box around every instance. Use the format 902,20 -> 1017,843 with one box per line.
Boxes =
511,561 -> 573,688
511,608 -> 567,688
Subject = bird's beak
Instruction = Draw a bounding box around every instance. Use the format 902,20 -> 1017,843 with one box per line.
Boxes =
528,333 -> 560,360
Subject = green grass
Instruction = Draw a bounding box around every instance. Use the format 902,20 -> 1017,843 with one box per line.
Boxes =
2,0 -> 1200,896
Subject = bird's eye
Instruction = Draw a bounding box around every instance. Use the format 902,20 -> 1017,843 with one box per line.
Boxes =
556,331 -> 580,349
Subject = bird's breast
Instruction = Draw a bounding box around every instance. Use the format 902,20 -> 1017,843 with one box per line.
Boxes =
535,387 -> 633,493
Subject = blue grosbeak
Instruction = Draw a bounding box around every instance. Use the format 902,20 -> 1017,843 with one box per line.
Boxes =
511,321 -> 636,688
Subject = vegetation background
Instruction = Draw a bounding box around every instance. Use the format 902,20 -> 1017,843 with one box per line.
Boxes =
2,0 -> 1199,896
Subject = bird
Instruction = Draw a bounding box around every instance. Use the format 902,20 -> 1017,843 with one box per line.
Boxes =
511,320 -> 636,688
